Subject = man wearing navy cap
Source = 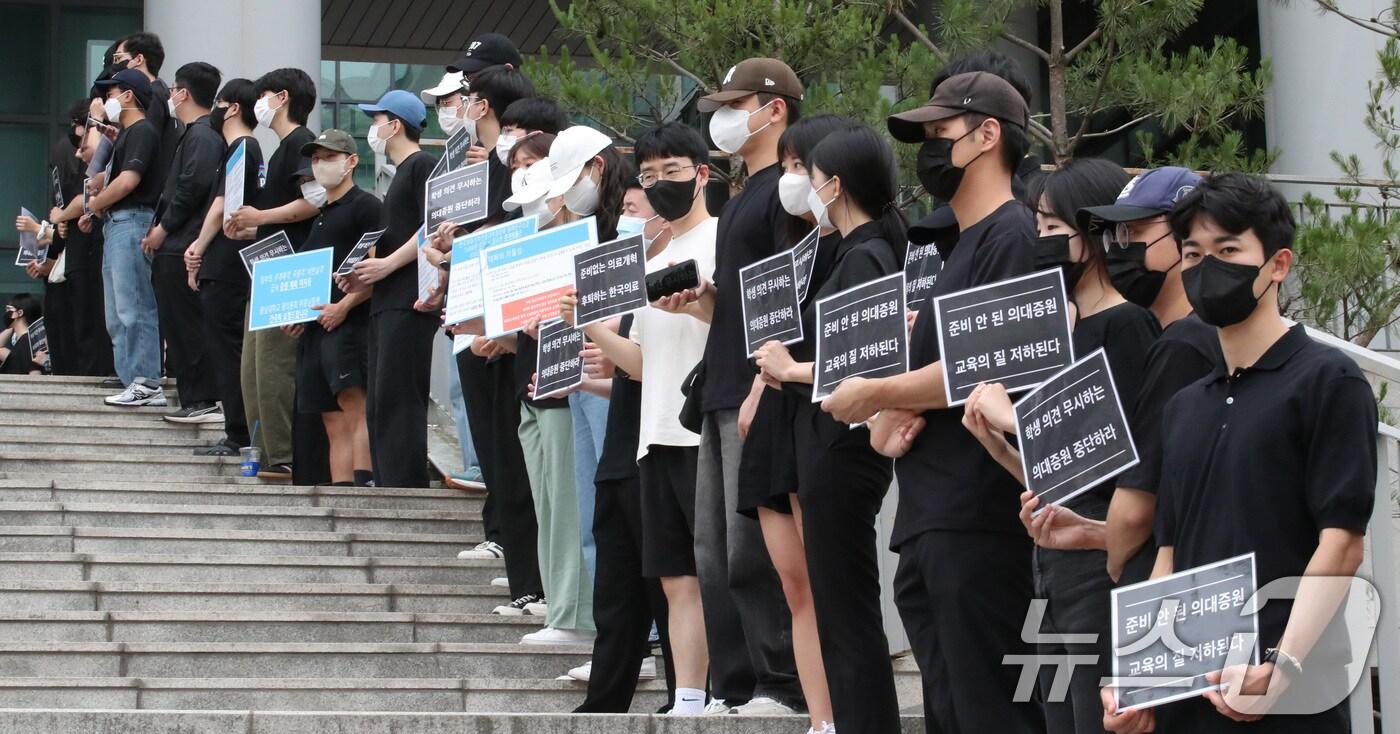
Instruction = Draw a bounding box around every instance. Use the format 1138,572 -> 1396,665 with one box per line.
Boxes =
340,90 -> 438,488
86,69 -> 167,408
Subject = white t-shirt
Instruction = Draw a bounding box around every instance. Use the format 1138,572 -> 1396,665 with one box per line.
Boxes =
632,216 -> 718,460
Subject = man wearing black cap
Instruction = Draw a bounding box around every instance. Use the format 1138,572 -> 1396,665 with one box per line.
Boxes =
447,33 -> 524,78
87,69 -> 168,409
822,70 -> 1044,732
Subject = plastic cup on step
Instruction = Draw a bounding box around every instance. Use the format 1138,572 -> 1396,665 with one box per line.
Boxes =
239,447 -> 262,477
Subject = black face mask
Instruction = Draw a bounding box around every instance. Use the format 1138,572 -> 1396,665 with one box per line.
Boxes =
1034,234 -> 1087,291
1105,232 -> 1175,308
916,128 -> 980,202
1182,255 -> 1271,327
209,105 -> 228,135
68,128 -> 83,147
645,178 -> 697,222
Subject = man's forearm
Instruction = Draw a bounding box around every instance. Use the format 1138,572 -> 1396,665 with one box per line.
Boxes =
1277,529 -> 1365,663
871,361 -> 949,413
262,198 -> 319,225
583,323 -> 643,377
90,171 -> 140,211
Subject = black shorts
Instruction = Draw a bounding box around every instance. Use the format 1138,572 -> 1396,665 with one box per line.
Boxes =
296,309 -> 369,414
637,444 -> 698,578
736,386 -> 799,518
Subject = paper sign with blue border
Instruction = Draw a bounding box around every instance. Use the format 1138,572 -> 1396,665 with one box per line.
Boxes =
479,217 -> 598,338
248,248 -> 333,331
446,216 -> 538,326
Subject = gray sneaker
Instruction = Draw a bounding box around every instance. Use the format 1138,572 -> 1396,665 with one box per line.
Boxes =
164,403 -> 224,424
105,383 -> 166,407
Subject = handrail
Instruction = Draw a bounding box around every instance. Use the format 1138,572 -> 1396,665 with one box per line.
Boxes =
1302,324 -> 1400,384
1354,430 -> 1400,732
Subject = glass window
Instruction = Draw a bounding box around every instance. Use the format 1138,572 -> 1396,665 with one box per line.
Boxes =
337,61 -> 390,102
0,4 -> 49,116
0,123 -> 51,297
394,64 -> 444,99
321,103 -> 336,135
57,7 -> 140,106
320,60 -> 336,100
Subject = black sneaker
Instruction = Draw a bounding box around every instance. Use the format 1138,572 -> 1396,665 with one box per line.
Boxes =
193,439 -> 240,457
257,463 -> 292,479
164,402 -> 224,424
492,593 -> 543,616
100,376 -> 124,389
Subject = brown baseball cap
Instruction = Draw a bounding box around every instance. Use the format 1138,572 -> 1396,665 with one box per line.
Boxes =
300,129 -> 358,157
887,71 -> 1029,143
697,58 -> 804,113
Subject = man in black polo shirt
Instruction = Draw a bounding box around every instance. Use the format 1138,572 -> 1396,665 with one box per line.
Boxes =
822,71 -> 1043,732
142,62 -> 226,425
1105,173 -> 1377,734
281,130 -> 381,487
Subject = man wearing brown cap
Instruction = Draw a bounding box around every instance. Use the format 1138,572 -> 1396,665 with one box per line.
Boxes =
660,57 -> 805,715
822,70 -> 1045,733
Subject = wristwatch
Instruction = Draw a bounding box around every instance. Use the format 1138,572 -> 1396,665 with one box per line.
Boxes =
1263,648 -> 1303,679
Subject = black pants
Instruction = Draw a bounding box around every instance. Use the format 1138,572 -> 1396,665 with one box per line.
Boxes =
151,254 -> 216,405
895,529 -> 1044,734
1035,546 -> 1113,734
42,279 -> 76,375
455,350 -> 542,599
366,308 -> 437,488
65,267 -> 113,377
198,279 -> 249,446
575,475 -> 675,713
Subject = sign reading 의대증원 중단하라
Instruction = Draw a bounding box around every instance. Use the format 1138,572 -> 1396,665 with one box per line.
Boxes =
446,216 -> 540,326
425,160 -> 489,232
247,248 -> 333,331
238,231 -> 295,277
25,317 -> 46,357
813,271 -> 908,402
443,126 -> 473,173
534,318 -> 585,399
1111,553 -> 1259,713
572,234 -> 648,328
15,208 -> 46,267
934,268 -> 1075,407
791,227 -> 821,303
1014,349 -> 1139,512
904,240 -> 943,311
739,248 -> 803,354
336,229 -> 385,276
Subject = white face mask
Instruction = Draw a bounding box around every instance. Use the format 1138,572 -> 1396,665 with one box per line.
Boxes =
368,122 -> 394,156
253,95 -> 280,128
461,98 -> 484,144
166,93 -> 181,118
778,172 -> 812,216
300,180 -> 327,208
708,100 -> 773,155
103,97 -> 124,123
807,178 -> 836,230
526,197 -> 562,226
495,134 -> 518,165
312,157 -> 351,189
437,104 -> 463,135
563,167 -> 601,216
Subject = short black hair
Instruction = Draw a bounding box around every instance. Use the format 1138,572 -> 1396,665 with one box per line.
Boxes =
117,32 -> 165,76
386,113 -> 422,142
963,112 -> 1027,174
1169,172 -> 1296,257
931,50 -> 1033,105
468,65 -> 534,124
216,78 -> 258,130
68,98 -> 90,128
633,122 -> 709,167
778,113 -> 859,169
174,62 -> 221,109
7,293 -> 41,324
253,68 -> 316,125
756,92 -> 802,124
500,97 -> 568,135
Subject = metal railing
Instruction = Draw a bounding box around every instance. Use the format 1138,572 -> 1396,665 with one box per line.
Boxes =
1352,424 -> 1400,732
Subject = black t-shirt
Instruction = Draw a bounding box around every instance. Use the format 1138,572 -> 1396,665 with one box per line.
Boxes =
49,137 -> 96,270
254,126 -> 316,247
156,116 -> 226,254
594,314 -> 642,482
372,149 -> 435,314
0,332 -> 34,375
702,163 -> 801,412
1155,324 -> 1376,651
200,136 -> 265,287
893,200 -> 1036,547
108,117 -> 164,211
299,186 -> 382,309
1063,301 -> 1160,513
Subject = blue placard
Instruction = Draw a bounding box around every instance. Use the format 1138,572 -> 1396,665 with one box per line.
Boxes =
248,248 -> 334,331
445,215 -> 539,325
483,218 -> 596,269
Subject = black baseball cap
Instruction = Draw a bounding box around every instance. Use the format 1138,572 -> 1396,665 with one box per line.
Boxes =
887,71 -> 1029,143
94,69 -> 153,110
447,33 -> 523,75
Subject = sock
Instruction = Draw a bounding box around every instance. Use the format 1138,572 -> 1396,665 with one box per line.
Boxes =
353,470 -> 374,486
672,688 -> 706,716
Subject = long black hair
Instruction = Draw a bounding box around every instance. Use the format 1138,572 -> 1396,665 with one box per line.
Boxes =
1027,157 -> 1130,277
593,145 -> 636,242
6,293 -> 41,327
778,114 -> 859,243
809,125 -> 908,261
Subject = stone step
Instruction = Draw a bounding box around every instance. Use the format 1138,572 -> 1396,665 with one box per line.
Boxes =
0,417 -> 221,438
0,526 -> 481,558
0,610 -> 541,644
0,438 -> 212,457
0,580 -> 510,614
0,375 -> 175,387
0,478 -> 482,512
0,452 -> 244,479
0,501 -> 481,536
0,552 -> 502,586
0,400 -> 182,417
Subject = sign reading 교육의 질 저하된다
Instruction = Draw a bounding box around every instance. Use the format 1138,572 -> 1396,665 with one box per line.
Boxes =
247,248 -> 333,331
571,233 -> 648,328
813,271 -> 909,402
934,268 -> 1075,406
534,318 -> 585,399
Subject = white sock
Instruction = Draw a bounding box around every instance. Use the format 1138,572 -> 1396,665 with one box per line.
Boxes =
672,687 -> 707,715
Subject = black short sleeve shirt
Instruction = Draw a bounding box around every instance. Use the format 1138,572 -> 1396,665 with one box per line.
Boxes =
594,314 -> 642,482
892,200 -> 1037,547
1154,324 -> 1377,650
253,126 -> 316,247
371,150 -> 436,314
200,136 -> 265,287
299,186 -> 383,308
108,118 -> 163,211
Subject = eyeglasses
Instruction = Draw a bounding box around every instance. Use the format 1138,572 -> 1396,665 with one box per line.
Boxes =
637,165 -> 698,189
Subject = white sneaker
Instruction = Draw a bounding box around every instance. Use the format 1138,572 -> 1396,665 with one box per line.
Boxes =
564,660 -> 592,682
730,696 -> 795,716
105,383 -> 166,407
490,577 -> 510,588
524,601 -> 548,616
807,723 -> 836,734
457,541 -> 505,560
638,656 -> 657,680
702,698 -> 731,715
520,627 -> 595,647
492,593 -> 542,616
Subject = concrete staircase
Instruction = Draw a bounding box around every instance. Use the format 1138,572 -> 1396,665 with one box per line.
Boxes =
0,375 -> 924,733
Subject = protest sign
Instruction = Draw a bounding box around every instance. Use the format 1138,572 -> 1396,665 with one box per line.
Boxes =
248,248 -> 333,331
424,160 -> 489,232
480,217 -> 598,337
904,240 -> 944,311
572,234 -> 648,328
238,231 -> 294,277
336,228 -> 385,276
813,271 -> 908,401
534,318 -> 585,399
792,227 -> 821,302
443,126 -> 473,172
26,317 -> 46,357
445,216 -> 539,325
14,208 -> 45,266
740,249 -> 803,354
223,140 -> 245,221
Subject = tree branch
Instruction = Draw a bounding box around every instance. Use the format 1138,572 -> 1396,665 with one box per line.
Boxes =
1070,38 -> 1117,151
1078,112 -> 1152,140
1027,118 -> 1055,148
888,3 -> 949,64
1313,0 -> 1399,38
999,29 -> 1051,63
1064,26 -> 1103,63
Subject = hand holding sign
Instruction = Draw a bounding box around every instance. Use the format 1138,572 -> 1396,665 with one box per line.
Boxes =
812,271 -> 909,402
572,234 -> 648,327
740,250 -> 803,354
534,319 -> 585,399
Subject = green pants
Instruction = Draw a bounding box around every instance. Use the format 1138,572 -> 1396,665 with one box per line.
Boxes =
240,323 -> 296,465
518,402 -> 594,633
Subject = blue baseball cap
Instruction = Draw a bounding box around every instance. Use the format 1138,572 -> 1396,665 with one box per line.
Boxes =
358,90 -> 427,132
1076,166 -> 1202,234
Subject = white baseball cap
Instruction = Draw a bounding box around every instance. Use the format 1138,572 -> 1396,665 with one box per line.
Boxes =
545,126 -> 614,199
504,158 -> 556,211
420,71 -> 465,105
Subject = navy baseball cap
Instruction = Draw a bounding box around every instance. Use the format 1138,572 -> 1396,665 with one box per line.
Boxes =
94,69 -> 153,109
1076,166 -> 1202,234
358,90 -> 427,132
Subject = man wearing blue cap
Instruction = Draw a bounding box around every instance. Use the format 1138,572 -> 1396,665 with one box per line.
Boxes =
340,89 -> 437,488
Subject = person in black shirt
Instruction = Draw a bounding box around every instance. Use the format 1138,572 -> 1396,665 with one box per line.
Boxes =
822,71 -> 1043,732
183,78 -> 263,457
224,68 -> 320,479
142,62 -> 226,426
0,295 -> 43,375
1105,173 -> 1378,733
341,90 -> 435,488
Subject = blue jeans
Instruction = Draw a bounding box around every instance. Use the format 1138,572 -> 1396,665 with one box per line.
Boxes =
446,345 -> 480,472
569,390 -> 608,580
101,207 -> 161,388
